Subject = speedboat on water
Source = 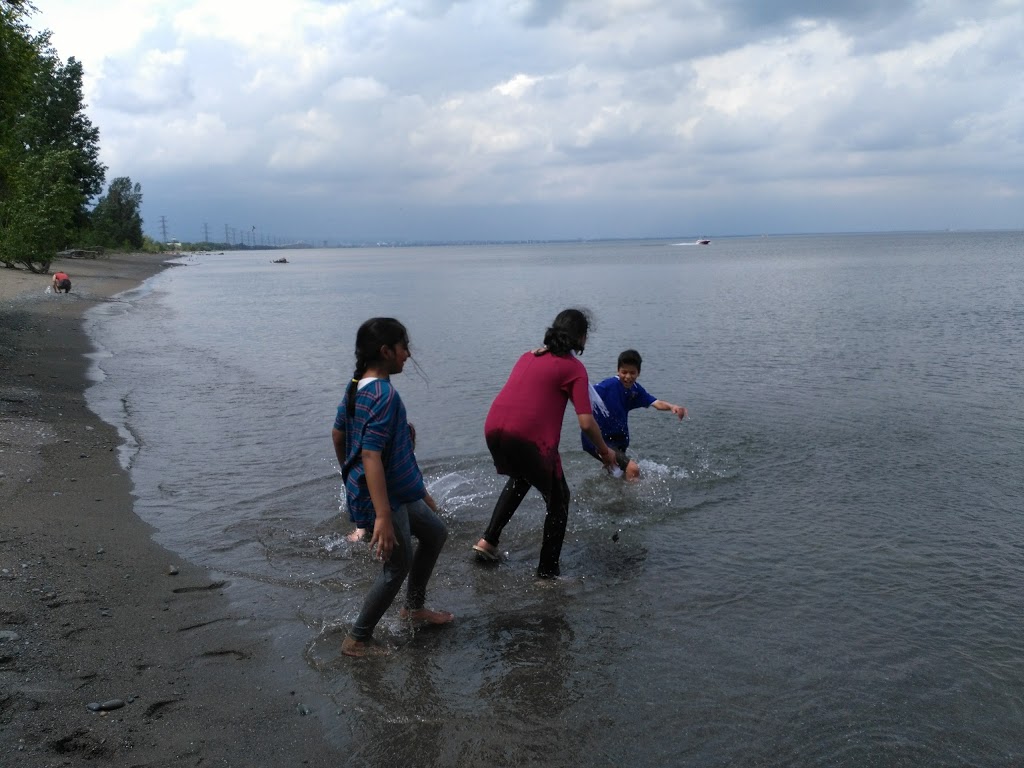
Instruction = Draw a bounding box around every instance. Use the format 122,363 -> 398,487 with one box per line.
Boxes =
696,238 -> 711,245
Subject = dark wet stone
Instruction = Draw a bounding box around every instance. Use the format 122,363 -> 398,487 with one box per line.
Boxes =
87,699 -> 125,712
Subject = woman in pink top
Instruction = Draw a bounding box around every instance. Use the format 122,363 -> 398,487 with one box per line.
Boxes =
473,308 -> 617,578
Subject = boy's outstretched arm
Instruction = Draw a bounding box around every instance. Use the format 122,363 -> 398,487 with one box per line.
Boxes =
651,400 -> 688,419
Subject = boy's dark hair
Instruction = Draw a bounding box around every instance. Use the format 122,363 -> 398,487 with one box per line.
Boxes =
345,317 -> 410,418
617,349 -> 643,372
544,308 -> 592,356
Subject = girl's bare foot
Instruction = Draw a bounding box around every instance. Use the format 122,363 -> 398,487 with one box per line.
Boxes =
341,635 -> 389,658
345,527 -> 368,543
400,607 -> 455,626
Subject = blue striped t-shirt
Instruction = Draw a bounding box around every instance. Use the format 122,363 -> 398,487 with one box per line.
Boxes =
334,378 -> 425,524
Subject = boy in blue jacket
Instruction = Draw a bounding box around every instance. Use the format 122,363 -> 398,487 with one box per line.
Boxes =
582,349 -> 687,480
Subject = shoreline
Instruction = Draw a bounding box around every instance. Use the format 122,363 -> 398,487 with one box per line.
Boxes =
1,254 -> 337,765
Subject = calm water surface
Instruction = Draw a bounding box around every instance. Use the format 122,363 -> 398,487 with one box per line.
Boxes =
85,232 -> 1024,766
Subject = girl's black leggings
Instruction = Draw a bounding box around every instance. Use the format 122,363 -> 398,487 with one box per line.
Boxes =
483,467 -> 570,579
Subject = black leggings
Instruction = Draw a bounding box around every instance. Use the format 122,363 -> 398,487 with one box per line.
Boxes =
483,432 -> 570,578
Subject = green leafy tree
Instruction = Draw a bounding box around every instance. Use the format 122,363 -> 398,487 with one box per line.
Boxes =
0,0 -> 40,208
0,3 -> 38,114
0,0 -> 105,268
22,52 -> 104,226
91,177 -> 144,249
0,148 -> 79,272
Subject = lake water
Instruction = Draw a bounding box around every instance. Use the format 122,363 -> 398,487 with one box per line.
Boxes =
84,232 -> 1024,766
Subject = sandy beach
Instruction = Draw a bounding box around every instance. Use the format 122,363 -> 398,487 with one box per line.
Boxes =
1,254 -> 338,765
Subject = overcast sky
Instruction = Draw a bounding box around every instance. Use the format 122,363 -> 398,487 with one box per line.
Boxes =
32,0 -> 1024,244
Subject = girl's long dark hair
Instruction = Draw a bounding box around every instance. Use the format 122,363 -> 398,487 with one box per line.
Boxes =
345,317 -> 410,419
543,308 -> 591,356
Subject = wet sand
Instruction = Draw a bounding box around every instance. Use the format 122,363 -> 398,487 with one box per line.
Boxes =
0,254 -> 339,765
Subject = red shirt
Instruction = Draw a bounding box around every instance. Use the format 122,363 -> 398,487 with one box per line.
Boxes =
484,351 -> 592,461
54,272 -> 69,281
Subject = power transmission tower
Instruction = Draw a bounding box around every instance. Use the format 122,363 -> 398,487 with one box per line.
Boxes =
203,223 -> 210,242
159,216 -> 169,242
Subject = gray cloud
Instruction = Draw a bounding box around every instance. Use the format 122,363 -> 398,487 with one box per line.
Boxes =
33,0 -> 1024,241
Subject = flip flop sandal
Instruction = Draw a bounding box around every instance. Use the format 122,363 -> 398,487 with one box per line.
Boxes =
472,544 -> 501,562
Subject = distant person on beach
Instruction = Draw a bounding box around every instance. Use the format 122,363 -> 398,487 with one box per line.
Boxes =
331,317 -> 453,657
473,308 -> 618,579
581,349 -> 688,481
585,350 -> 688,481
52,272 -> 71,293
340,423 -> 434,543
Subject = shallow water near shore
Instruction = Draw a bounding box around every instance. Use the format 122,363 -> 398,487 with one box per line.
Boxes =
84,232 -> 1024,765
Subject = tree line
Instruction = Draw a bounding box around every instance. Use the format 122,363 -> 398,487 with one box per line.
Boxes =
1,1 -> 145,273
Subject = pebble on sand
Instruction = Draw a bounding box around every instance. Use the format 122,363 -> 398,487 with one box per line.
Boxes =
87,699 -> 125,712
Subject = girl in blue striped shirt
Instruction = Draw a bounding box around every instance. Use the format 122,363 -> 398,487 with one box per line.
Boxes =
332,317 -> 453,657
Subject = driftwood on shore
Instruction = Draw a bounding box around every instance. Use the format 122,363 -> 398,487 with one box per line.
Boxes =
57,248 -> 105,259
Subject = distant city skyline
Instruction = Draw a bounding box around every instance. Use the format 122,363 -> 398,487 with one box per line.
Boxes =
32,1 -> 1024,242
